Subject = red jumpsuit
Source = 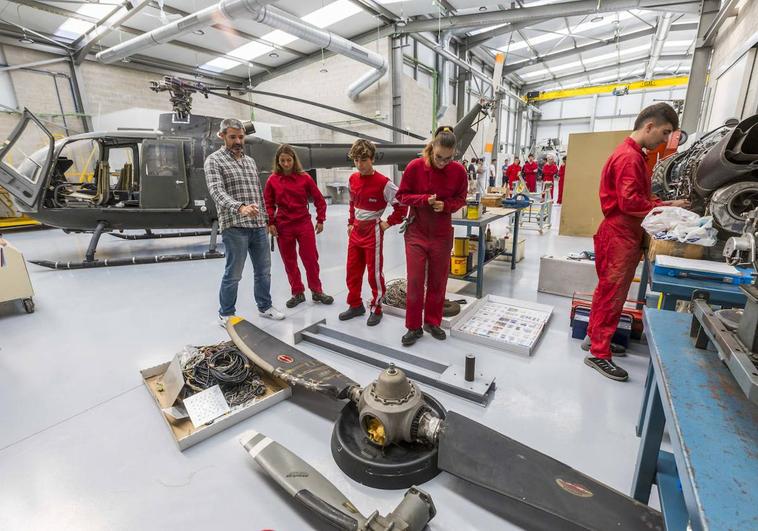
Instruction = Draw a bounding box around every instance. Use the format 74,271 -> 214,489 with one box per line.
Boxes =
506,163 -> 522,189
557,163 -> 566,204
523,160 -> 538,192
346,170 -> 405,313
541,162 -> 558,198
587,138 -> 662,359
264,172 -> 327,296
396,158 -> 467,330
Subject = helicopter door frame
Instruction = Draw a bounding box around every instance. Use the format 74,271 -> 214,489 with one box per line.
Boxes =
0,109 -> 55,210
140,139 -> 189,209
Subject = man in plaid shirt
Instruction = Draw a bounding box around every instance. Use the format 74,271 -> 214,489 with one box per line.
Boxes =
205,118 -> 285,325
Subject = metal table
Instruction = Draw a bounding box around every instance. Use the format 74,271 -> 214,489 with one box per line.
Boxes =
632,309 -> 758,531
636,257 -> 748,310
450,207 -> 522,298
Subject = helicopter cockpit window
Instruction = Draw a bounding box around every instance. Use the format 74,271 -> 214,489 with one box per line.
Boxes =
144,143 -> 179,177
57,139 -> 101,183
1,118 -> 51,184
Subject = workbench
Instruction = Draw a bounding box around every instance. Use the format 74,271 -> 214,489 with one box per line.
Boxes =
632,309 -> 758,531
450,207 -> 523,298
636,257 -> 748,310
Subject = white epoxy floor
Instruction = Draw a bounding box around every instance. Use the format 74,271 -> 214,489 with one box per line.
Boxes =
0,205 -> 658,530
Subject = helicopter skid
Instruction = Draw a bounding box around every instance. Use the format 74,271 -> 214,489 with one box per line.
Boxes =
109,230 -> 213,240
30,250 -> 224,269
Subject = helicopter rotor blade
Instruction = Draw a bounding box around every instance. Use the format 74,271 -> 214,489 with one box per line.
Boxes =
226,316 -> 360,401
436,411 -> 663,531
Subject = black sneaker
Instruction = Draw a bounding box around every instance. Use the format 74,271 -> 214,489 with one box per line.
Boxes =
312,291 -> 334,305
402,328 -> 423,346
286,293 -> 306,308
423,324 -> 446,340
367,312 -> 382,326
581,335 -> 627,356
339,305 -> 366,321
584,356 -> 629,381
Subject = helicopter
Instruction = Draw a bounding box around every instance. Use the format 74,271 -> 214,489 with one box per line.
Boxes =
0,76 -> 489,269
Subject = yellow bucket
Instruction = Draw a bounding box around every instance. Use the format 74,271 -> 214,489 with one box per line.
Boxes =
450,256 -> 468,276
466,201 -> 480,220
453,237 -> 469,257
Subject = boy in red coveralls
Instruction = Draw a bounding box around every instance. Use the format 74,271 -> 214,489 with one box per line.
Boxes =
523,153 -> 538,192
396,126 -> 468,346
584,103 -> 689,381
506,157 -> 522,192
264,144 -> 333,309
339,139 -> 405,326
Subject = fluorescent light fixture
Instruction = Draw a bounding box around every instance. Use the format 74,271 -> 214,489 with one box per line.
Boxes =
202,57 -> 240,72
302,0 -> 362,28
200,40 -> 273,72
54,4 -> 121,40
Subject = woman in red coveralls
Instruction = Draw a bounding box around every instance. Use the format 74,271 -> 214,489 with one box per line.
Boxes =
541,155 -> 558,199
584,104 -> 689,381
505,157 -> 522,193
264,144 -> 333,309
396,126 -> 468,346
557,156 -> 567,204
523,153 -> 538,193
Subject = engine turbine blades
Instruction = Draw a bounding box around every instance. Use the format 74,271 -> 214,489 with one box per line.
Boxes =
437,411 -> 663,531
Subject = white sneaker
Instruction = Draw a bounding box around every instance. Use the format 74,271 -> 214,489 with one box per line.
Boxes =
259,306 -> 285,320
218,315 -> 230,328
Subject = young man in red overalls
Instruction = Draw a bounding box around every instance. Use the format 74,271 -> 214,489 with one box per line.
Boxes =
339,139 -> 405,326
523,154 -> 538,193
584,103 -> 690,381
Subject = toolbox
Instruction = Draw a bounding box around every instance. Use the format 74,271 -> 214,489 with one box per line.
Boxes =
570,307 -> 633,348
571,292 -> 644,340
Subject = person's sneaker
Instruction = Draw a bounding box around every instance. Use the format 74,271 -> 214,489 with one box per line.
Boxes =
402,328 -> 423,346
218,315 -> 230,329
259,306 -> 285,320
584,356 -> 629,381
312,292 -> 334,305
367,312 -> 382,327
423,323 -> 446,340
339,305 -> 366,321
286,293 -> 306,308
581,335 -> 627,356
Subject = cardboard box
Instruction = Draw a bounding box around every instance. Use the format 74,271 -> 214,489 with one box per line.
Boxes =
481,193 -> 505,208
645,236 -> 705,261
141,356 -> 291,451
500,237 -> 526,263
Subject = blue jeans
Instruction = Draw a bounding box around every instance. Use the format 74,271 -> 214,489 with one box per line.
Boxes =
219,227 -> 272,316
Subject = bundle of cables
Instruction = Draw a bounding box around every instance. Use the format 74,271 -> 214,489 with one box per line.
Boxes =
382,278 -> 462,317
181,342 -> 266,407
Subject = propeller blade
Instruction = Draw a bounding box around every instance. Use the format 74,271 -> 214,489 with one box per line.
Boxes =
241,430 -> 367,530
227,317 -> 360,401
480,53 -> 505,194
437,412 -> 663,531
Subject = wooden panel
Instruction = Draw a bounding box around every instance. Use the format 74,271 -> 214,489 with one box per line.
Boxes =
559,130 -> 631,237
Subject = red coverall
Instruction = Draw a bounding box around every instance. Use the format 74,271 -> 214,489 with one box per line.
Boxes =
506,163 -> 522,188
346,170 -> 405,313
557,163 -> 566,204
396,158 -> 468,329
264,172 -> 327,296
587,138 -> 662,359
523,160 -> 538,192
542,162 -> 558,198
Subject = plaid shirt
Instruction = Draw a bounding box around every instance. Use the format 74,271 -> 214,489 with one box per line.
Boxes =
204,147 -> 268,230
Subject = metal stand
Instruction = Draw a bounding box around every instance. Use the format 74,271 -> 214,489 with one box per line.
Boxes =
294,320 -> 496,405
85,220 -> 108,262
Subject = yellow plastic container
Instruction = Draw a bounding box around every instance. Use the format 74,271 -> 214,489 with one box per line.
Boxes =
466,201 -> 481,220
453,237 -> 469,257
450,256 -> 468,276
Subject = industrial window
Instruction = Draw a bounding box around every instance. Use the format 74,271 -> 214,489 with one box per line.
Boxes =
143,143 -> 179,178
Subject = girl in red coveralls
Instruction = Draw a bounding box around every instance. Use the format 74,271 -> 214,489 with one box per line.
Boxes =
264,144 -> 333,309
523,153 -> 538,192
541,155 -> 558,199
339,139 -> 405,326
505,157 -> 522,193
396,126 -> 468,347
557,156 -> 567,204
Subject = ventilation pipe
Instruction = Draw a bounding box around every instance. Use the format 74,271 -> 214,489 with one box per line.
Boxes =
645,12 -> 673,81
96,0 -> 387,100
436,32 -> 453,121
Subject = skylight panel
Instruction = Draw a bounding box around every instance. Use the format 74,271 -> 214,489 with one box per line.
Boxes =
302,0 -> 362,28
54,4 -> 120,40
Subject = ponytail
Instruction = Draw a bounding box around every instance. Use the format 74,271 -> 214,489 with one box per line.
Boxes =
423,125 -> 457,165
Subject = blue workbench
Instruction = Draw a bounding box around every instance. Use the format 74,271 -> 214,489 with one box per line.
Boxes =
632,309 -> 758,531
451,207 -> 523,298
637,258 -> 748,310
